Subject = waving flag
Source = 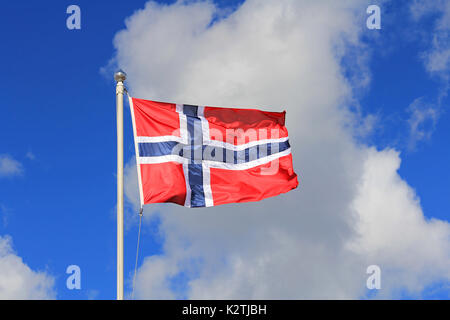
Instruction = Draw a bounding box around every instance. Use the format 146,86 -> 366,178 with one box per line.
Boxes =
129,97 -> 299,208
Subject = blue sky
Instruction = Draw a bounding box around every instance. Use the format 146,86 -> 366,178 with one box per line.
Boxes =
359,1 -> 450,223
0,0 -> 449,299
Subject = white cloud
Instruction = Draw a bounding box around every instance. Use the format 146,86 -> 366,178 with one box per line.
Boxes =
133,256 -> 178,299
112,0 -> 450,299
0,154 -> 23,178
0,204 -> 11,228
411,0 -> 450,84
405,1 -> 450,151
0,235 -> 55,299
406,97 -> 439,150
25,151 -> 35,161
350,148 -> 450,297
86,289 -> 100,300
368,1 -> 450,153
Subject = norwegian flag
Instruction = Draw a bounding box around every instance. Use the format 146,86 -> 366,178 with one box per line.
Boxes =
129,97 -> 299,208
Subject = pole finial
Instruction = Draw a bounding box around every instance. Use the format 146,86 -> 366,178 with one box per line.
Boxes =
114,69 -> 127,82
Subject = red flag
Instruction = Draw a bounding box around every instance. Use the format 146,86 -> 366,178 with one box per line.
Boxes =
129,97 -> 299,208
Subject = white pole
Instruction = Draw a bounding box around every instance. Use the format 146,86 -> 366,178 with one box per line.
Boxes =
114,70 -> 126,300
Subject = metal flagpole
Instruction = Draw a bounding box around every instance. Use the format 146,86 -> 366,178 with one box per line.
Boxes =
114,70 -> 126,300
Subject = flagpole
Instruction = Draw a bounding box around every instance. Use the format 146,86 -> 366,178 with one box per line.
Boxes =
115,70 -> 126,300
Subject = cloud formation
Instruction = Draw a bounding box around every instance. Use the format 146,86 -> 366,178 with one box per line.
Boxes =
406,97 -> 439,150
0,235 -> 55,299
0,154 -> 23,178
406,1 -> 450,149
112,0 -> 450,298
411,0 -> 450,81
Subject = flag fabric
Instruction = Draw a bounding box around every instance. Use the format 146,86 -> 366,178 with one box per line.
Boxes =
128,97 -> 299,208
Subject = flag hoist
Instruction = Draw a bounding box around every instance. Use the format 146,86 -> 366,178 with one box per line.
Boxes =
114,70 -> 126,300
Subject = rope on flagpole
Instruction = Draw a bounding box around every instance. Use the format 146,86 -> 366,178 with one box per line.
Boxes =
125,86 -> 144,299
132,207 -> 143,300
